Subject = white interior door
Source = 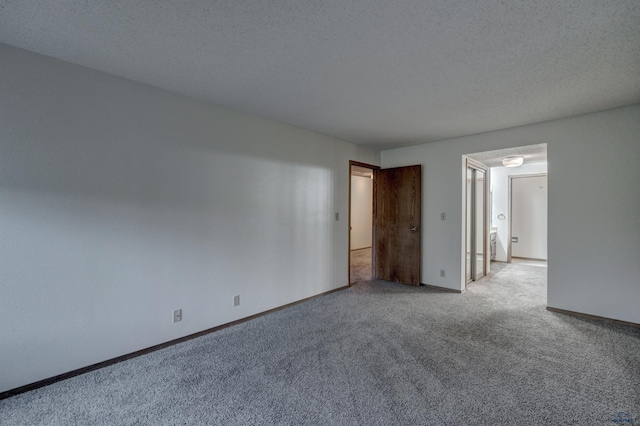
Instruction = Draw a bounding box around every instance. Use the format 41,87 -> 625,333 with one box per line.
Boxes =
511,175 -> 547,260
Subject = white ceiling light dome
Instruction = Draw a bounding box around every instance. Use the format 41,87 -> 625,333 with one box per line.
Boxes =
502,156 -> 524,167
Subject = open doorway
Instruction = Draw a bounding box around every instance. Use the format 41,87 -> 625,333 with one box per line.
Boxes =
464,144 -> 548,286
349,162 -> 377,284
349,161 -> 421,286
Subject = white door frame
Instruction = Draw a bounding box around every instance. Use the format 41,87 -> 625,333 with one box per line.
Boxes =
465,157 -> 490,285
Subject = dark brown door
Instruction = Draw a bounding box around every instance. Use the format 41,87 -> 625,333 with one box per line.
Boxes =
374,165 -> 421,286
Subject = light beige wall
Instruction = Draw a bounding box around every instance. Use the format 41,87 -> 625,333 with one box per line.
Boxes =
382,105 -> 640,324
0,44 -> 379,393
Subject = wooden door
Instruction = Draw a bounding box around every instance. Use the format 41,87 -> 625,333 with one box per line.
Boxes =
374,165 -> 421,286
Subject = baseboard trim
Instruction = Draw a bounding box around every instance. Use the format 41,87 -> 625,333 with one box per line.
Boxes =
546,307 -> 640,328
0,285 -> 349,400
512,256 -> 547,262
350,246 -> 372,252
422,283 -> 464,293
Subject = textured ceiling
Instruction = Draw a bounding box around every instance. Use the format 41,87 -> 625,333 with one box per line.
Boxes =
1,0 -> 639,150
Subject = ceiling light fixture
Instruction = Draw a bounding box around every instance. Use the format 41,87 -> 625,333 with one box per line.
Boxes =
502,156 -> 524,167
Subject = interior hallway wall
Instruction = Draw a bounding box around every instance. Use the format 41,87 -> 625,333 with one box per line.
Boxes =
350,175 -> 373,250
0,44 -> 379,393
381,104 -> 640,324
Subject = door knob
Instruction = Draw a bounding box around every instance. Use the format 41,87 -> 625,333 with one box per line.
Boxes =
410,226 -> 418,231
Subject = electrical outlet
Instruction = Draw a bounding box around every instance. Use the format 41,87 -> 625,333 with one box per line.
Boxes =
440,269 -> 446,278
173,309 -> 182,323
441,212 -> 446,220
335,212 -> 339,221
233,295 -> 240,307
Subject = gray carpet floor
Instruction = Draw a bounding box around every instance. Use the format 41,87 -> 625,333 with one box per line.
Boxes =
2,263 -> 639,425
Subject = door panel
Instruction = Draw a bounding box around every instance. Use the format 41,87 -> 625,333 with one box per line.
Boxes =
466,168 -> 473,283
374,165 -> 421,286
511,175 -> 547,260
465,159 -> 488,284
474,169 -> 486,280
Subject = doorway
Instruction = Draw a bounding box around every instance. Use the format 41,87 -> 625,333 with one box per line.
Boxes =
464,144 -> 548,293
348,161 -> 422,286
465,158 -> 488,286
349,162 -> 377,284
374,165 -> 422,286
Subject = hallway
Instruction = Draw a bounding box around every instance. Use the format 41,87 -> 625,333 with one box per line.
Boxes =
349,247 -> 372,283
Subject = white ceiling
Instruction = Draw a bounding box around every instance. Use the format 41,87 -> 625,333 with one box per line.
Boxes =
1,0 -> 639,150
467,144 -> 547,168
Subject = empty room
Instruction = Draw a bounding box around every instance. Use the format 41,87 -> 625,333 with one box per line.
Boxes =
1,1 -> 639,425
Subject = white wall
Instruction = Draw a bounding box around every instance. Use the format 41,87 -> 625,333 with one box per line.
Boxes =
491,163 -> 548,262
382,105 -> 640,325
0,44 -> 379,393
350,175 -> 373,250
